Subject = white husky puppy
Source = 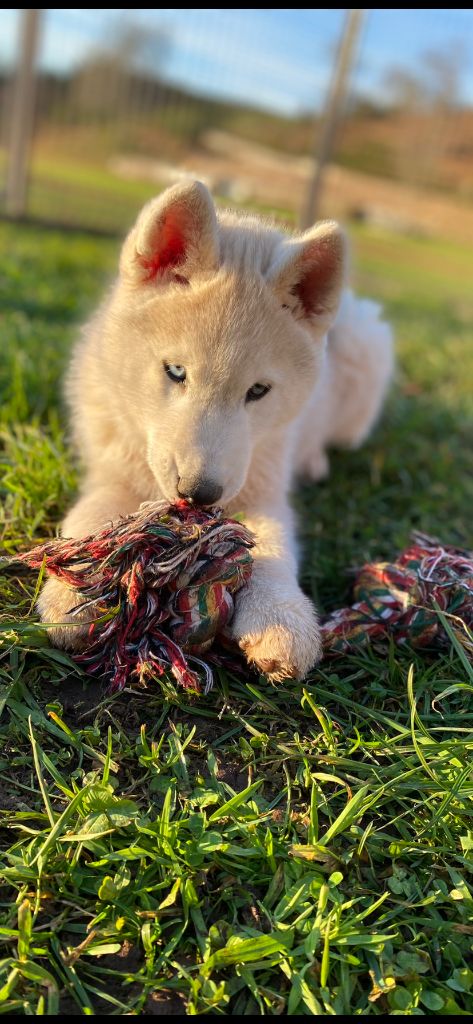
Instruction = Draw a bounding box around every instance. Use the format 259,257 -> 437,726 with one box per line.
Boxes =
38,180 -> 393,680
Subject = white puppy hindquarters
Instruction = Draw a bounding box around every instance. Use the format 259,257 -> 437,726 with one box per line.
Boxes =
294,290 -> 394,481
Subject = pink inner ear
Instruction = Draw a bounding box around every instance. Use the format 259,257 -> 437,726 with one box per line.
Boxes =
139,209 -> 188,282
292,242 -> 340,317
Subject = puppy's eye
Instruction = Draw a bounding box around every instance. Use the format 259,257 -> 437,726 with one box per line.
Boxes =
246,382 -> 271,403
165,363 -> 186,383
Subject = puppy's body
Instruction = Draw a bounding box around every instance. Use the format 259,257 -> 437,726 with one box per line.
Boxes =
39,183 -> 393,678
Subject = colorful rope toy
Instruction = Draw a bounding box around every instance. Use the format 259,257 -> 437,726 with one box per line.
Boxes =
321,532 -> 473,657
17,500 -> 254,694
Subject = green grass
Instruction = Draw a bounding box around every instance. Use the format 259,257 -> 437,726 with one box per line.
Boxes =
26,154 -> 161,234
1,218 -> 473,1015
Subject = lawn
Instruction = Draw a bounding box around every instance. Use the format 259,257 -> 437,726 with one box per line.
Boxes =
0,216 -> 473,1015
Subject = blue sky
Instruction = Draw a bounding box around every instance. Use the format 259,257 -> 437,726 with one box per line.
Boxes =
1,9 -> 472,114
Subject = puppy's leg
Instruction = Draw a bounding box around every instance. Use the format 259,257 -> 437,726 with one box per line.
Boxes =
37,480 -> 142,651
231,502 -> 321,681
325,292 -> 394,450
297,448 -> 330,483
295,294 -> 393,483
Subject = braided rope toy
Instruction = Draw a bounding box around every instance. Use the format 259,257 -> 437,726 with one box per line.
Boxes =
321,532 -> 473,657
16,500 -> 254,694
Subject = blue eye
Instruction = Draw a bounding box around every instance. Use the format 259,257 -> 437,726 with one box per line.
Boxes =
246,383 -> 271,402
165,363 -> 186,383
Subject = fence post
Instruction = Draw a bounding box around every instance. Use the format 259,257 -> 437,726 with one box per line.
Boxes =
5,9 -> 42,217
301,9 -> 364,229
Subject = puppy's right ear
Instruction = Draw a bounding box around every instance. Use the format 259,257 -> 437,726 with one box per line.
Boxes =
120,180 -> 219,285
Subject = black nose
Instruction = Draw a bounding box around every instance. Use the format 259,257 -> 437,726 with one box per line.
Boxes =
177,478 -> 223,506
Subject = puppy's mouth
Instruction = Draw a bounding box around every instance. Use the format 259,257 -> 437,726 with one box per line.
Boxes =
177,485 -> 239,512
153,463 -> 242,511
173,490 -> 231,511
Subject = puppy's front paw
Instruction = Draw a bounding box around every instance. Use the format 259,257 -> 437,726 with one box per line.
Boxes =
232,589 -> 322,682
37,576 -> 98,652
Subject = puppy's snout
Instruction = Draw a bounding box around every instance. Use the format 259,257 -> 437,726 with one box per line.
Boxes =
177,477 -> 223,506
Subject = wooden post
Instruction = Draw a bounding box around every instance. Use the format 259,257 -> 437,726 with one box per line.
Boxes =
301,9 -> 364,229
5,10 -> 42,217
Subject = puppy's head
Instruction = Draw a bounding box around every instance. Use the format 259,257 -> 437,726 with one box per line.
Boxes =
114,181 -> 346,506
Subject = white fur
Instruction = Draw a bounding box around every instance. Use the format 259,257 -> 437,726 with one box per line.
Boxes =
38,181 -> 393,680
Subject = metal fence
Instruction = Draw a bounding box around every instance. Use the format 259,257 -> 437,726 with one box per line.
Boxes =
1,9 -> 472,240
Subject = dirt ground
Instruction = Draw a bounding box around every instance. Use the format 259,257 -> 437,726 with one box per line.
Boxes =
112,130 -> 473,243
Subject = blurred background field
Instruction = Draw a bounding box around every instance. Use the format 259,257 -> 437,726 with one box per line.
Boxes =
1,9 -> 473,240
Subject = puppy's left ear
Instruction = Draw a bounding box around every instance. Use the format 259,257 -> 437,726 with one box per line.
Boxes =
268,221 -> 346,334
120,180 -> 219,285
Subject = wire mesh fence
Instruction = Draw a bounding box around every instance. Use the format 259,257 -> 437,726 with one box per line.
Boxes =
0,9 -> 472,239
